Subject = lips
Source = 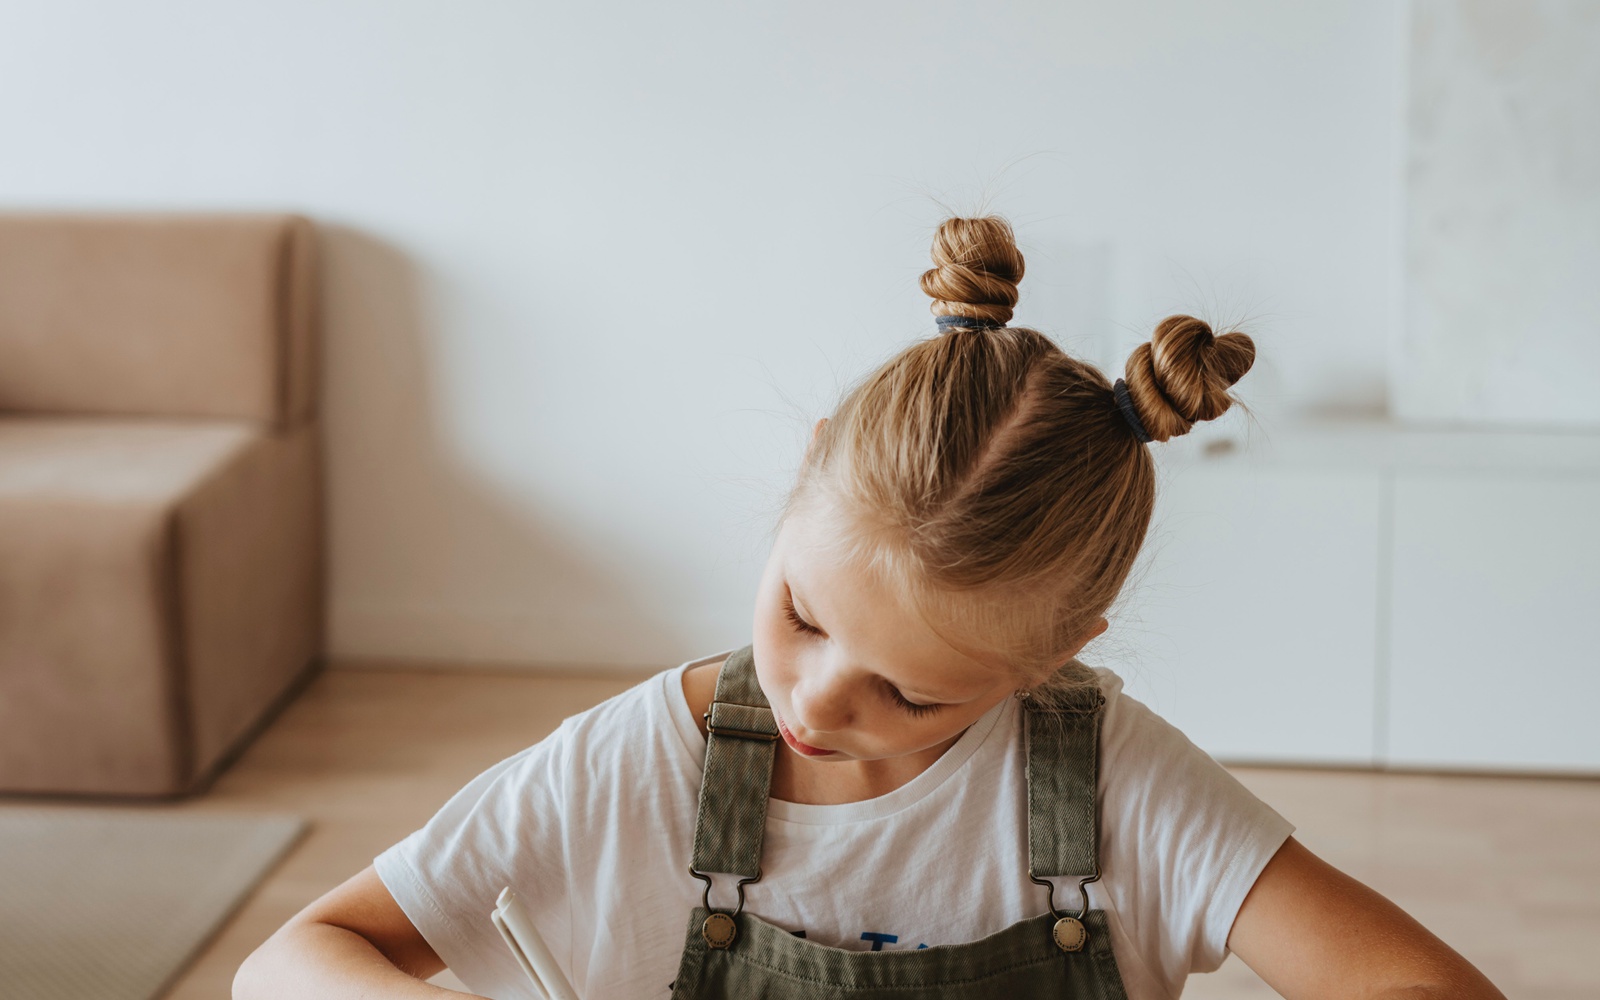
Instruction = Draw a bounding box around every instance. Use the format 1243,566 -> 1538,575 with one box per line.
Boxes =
776,715 -> 834,757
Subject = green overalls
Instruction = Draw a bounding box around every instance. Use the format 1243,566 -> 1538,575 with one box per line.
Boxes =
668,645 -> 1131,999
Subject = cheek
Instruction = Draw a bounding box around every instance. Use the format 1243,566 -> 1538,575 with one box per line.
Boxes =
750,565 -> 787,671
885,715 -> 961,748
750,617 -> 800,703
845,720 -> 957,763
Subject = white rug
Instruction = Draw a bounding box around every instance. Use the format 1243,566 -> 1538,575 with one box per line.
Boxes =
0,805 -> 306,1000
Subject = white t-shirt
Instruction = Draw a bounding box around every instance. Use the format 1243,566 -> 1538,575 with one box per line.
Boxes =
375,650 -> 1294,1000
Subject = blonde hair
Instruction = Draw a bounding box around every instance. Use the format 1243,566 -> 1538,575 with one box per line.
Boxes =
783,216 -> 1255,700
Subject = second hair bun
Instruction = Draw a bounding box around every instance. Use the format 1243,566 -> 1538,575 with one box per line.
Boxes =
1123,315 -> 1256,442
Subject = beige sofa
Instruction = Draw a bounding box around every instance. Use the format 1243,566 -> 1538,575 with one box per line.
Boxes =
0,213 -> 325,798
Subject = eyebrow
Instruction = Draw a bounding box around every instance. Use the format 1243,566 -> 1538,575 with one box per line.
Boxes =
786,582 -> 981,704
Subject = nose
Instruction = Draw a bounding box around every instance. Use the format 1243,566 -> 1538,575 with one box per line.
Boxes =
788,659 -> 857,734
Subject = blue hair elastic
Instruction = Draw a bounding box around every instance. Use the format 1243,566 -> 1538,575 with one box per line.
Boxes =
1112,379 -> 1153,444
935,315 -> 1003,332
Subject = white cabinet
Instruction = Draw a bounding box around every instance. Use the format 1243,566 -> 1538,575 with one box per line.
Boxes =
1100,424 -> 1600,773
1386,473 -> 1600,772
1104,463 -> 1383,765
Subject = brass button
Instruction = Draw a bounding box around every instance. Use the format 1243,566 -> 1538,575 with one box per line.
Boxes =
703,912 -> 738,950
1052,915 -> 1087,953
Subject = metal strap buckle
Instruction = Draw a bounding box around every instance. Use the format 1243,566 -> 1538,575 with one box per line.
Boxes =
702,709 -> 779,743
689,866 -> 762,916
690,866 -> 762,950
1029,869 -> 1100,921
1030,869 -> 1100,953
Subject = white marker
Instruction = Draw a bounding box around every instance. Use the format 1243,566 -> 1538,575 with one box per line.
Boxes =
491,887 -> 580,1000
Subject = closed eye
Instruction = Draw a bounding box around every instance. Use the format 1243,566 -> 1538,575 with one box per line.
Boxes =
783,593 -> 943,718
884,682 -> 942,718
782,597 -> 824,637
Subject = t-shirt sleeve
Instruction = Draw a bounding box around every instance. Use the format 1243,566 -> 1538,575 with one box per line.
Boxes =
373,719 -> 578,1000
1097,678 -> 1296,980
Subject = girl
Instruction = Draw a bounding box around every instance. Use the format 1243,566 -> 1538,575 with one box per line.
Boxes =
236,217 -> 1506,1000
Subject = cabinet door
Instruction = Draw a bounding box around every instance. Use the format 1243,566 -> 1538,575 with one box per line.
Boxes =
1387,474 -> 1600,772
1101,464 -> 1383,765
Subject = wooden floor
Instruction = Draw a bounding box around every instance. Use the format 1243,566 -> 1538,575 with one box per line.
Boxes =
115,665 -> 1600,999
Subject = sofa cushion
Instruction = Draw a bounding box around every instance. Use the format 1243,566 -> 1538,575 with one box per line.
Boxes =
0,416 -> 259,795
0,213 -> 316,428
0,416 -> 258,502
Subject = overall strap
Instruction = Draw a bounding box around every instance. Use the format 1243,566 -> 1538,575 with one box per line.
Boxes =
688,645 -> 778,879
1023,673 -> 1105,880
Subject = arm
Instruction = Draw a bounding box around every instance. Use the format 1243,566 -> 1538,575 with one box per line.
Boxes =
233,864 -> 479,1000
1227,837 -> 1506,1000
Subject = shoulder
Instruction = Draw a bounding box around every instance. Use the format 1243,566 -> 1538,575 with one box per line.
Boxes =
1089,662 -> 1267,821
1084,663 -> 1295,977
421,658 -> 721,836
680,656 -> 727,740
481,660 -> 707,796
466,668 -> 685,799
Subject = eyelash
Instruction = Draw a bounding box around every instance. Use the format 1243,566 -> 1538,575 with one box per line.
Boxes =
782,598 -> 822,636
780,597 -> 942,718
885,686 -> 942,718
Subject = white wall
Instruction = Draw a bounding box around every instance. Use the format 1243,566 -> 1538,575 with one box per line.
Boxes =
1399,0 -> 1600,426
0,1 -> 1405,670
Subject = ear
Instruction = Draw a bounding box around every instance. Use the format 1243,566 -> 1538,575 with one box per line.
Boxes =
804,417 -> 827,463
1017,619 -> 1111,699
1061,617 -> 1109,661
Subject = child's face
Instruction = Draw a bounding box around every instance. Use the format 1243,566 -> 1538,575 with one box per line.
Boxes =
750,508 -> 1019,764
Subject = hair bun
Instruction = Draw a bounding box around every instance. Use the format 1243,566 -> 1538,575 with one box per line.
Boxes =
919,217 -> 1025,326
1122,315 -> 1255,441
